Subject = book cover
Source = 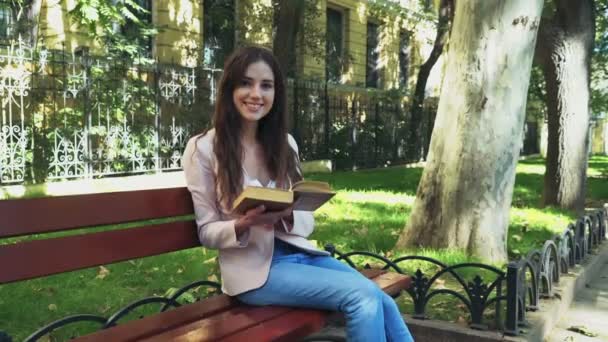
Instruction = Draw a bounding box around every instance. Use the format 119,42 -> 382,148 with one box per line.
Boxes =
232,181 -> 335,214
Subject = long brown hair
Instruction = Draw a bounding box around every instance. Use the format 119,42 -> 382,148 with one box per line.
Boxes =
207,46 -> 301,207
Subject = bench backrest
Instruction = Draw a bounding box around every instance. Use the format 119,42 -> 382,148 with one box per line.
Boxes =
0,187 -> 198,284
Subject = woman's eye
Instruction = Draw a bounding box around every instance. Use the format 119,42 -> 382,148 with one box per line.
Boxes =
262,83 -> 273,90
240,79 -> 251,86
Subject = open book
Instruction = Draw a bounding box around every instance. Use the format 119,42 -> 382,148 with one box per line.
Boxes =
232,180 -> 335,214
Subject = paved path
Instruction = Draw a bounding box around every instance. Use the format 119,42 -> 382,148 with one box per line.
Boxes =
547,259 -> 608,342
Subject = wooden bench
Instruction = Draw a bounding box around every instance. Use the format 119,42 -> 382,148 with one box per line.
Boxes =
0,187 -> 412,341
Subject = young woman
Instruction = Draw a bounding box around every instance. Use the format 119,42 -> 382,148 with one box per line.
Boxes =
182,46 -> 414,342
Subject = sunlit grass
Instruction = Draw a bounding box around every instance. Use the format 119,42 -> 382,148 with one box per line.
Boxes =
516,162 -> 546,174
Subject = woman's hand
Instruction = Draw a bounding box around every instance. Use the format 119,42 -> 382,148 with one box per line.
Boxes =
234,205 -> 293,236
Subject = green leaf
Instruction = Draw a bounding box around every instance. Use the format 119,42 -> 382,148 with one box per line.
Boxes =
179,292 -> 196,304
163,287 -> 178,298
82,5 -> 99,21
121,7 -> 140,23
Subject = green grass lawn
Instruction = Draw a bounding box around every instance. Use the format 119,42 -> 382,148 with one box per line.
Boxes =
1,156 -> 607,340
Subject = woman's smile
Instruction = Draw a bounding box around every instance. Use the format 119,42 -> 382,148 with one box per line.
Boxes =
233,61 -> 275,122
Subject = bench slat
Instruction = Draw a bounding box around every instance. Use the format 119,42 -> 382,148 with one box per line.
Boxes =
221,309 -> 327,342
0,221 -> 199,284
374,271 -> 413,297
140,306 -> 294,342
74,295 -> 238,342
0,187 -> 193,238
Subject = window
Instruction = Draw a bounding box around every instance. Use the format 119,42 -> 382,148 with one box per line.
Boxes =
203,0 -> 235,69
326,7 -> 344,83
398,31 -> 411,90
121,0 -> 153,57
0,3 -> 13,40
365,22 -> 380,88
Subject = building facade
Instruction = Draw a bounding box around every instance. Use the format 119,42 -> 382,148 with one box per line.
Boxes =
27,0 -> 441,92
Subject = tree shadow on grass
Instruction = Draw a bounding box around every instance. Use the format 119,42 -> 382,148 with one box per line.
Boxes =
588,155 -> 608,174
519,157 -> 545,165
512,172 -> 544,207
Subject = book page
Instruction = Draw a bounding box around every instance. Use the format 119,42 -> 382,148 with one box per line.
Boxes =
291,180 -> 332,193
293,191 -> 334,211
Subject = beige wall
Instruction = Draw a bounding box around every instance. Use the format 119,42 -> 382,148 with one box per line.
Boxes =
155,0 -> 203,67
40,0 -> 103,53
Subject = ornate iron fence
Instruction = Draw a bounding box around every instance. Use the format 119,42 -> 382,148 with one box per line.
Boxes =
0,38 -> 217,185
504,206 -> 608,335
324,206 -> 607,337
1,38 -> 438,185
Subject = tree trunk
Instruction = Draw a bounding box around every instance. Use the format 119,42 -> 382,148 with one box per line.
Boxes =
537,0 -> 595,214
396,0 -> 544,263
407,0 -> 453,161
272,0 -> 306,77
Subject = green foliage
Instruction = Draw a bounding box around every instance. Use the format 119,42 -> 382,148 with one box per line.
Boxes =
526,66 -> 547,122
592,0 -> 608,117
367,0 -> 438,26
69,0 -> 157,60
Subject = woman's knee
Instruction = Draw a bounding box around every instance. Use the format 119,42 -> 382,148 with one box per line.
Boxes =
342,280 -> 383,316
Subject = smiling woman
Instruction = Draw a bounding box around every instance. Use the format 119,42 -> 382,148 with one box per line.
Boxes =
181,45 -> 414,342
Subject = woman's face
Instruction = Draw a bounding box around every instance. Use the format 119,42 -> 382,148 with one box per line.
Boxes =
232,60 -> 275,123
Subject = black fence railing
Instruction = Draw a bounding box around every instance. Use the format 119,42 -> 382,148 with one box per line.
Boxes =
325,205 -> 607,336
504,206 -> 607,335
287,79 -> 437,170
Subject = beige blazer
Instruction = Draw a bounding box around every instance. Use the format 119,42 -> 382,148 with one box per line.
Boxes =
182,129 -> 329,296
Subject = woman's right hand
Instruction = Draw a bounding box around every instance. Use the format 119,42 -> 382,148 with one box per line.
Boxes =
234,205 -> 293,237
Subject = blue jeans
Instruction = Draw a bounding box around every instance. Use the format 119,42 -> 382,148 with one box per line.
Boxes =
237,239 -> 414,342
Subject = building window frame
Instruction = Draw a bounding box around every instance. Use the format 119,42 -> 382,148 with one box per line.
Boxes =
398,30 -> 411,91
121,0 -> 153,58
203,0 -> 235,70
326,4 -> 347,83
0,2 -> 15,40
365,21 -> 381,88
